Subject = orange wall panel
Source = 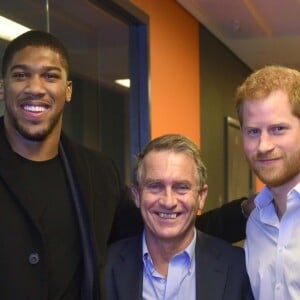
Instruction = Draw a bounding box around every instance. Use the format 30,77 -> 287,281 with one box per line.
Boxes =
131,0 -> 201,146
256,178 -> 264,192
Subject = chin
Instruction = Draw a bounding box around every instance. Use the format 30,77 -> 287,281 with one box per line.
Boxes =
20,128 -> 49,141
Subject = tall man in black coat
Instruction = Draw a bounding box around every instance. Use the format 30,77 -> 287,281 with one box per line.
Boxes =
0,30 -> 248,300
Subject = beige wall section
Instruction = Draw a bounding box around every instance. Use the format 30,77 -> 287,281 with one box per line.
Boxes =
131,0 -> 201,146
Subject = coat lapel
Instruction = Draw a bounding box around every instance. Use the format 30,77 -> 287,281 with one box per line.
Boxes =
195,231 -> 228,300
60,133 -> 92,211
112,236 -> 143,300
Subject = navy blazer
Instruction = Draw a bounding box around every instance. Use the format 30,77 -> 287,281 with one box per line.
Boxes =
105,230 -> 253,300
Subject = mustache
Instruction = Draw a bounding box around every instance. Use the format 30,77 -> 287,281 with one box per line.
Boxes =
254,152 -> 280,160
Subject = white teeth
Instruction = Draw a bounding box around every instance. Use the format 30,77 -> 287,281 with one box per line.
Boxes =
23,105 -> 47,112
23,105 -> 46,112
158,213 -> 177,219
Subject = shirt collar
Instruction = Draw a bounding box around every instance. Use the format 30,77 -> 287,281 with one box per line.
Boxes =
288,182 -> 300,197
255,186 -> 273,209
142,228 -> 196,272
256,182 -> 300,210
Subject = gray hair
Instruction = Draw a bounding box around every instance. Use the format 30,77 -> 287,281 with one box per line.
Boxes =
134,134 -> 207,188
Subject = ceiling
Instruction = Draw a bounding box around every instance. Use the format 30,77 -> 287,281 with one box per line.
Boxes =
177,0 -> 300,71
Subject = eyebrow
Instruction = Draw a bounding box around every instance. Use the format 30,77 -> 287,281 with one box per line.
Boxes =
9,64 -> 62,73
143,179 -> 162,185
143,179 -> 192,185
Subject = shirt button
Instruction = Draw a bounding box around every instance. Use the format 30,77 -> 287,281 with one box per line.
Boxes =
28,252 -> 40,265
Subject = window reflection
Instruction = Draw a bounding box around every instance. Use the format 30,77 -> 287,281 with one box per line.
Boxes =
0,0 -> 130,182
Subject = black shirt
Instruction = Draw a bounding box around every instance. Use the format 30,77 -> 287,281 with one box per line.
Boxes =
16,154 -> 82,300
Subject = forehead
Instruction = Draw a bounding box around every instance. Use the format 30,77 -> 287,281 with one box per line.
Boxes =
142,150 -> 196,178
9,46 -> 65,71
242,90 -> 293,124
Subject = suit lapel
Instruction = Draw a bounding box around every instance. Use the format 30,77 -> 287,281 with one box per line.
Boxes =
195,231 -> 228,300
112,236 -> 143,300
60,133 -> 92,212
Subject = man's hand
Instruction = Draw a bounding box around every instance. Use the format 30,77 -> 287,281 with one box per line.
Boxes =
241,194 -> 256,218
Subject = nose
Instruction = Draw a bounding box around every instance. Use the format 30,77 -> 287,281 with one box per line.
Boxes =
158,187 -> 177,209
24,75 -> 45,96
257,131 -> 275,154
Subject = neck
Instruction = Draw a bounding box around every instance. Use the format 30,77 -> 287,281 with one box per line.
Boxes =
269,182 -> 294,220
4,122 -> 61,162
11,139 -> 59,161
145,230 -> 194,277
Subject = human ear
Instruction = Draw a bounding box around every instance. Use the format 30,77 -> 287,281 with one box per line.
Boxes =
65,81 -> 72,103
197,184 -> 208,211
131,184 -> 141,208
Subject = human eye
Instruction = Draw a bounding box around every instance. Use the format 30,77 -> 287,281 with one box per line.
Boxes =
244,127 -> 260,137
11,71 -> 27,81
270,125 -> 287,135
144,181 -> 164,194
44,72 -> 60,81
173,182 -> 191,195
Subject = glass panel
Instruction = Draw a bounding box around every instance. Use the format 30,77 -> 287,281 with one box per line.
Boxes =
49,0 -> 131,182
0,0 -> 131,182
0,0 -> 48,115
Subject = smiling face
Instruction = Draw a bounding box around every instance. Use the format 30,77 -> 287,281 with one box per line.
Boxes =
242,89 -> 300,189
133,150 -> 207,249
2,45 -> 72,143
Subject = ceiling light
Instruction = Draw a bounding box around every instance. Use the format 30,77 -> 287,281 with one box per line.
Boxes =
115,79 -> 130,88
0,16 -> 31,41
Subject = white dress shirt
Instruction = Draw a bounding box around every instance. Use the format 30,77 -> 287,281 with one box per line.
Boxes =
245,183 -> 300,300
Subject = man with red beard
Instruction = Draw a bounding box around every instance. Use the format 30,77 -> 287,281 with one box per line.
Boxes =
235,65 -> 300,299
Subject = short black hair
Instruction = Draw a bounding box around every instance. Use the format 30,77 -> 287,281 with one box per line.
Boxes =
1,30 -> 70,78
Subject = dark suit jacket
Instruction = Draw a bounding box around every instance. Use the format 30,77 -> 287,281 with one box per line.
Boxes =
197,198 -> 247,243
0,117 -> 140,300
105,230 -> 253,300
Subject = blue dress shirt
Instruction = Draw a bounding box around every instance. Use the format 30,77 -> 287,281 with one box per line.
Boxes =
142,229 -> 196,300
245,184 -> 300,299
